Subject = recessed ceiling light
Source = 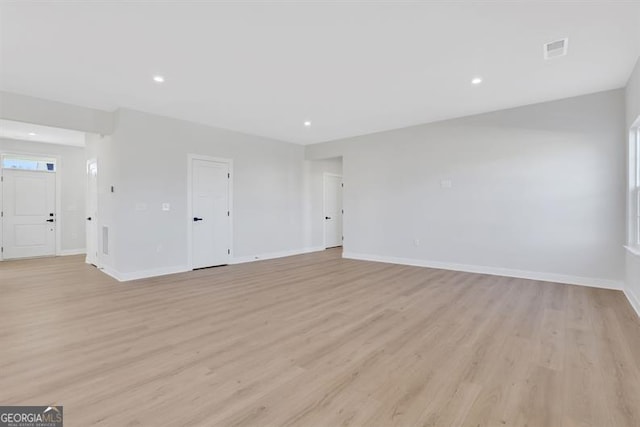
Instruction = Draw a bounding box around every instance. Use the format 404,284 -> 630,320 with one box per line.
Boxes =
304,121 -> 311,127
28,132 -> 37,136
471,77 -> 483,85
153,75 -> 165,83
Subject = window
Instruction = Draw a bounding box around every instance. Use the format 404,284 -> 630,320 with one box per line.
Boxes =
0,156 -> 56,172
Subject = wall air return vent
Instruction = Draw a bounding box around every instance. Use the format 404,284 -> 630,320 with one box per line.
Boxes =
544,38 -> 568,60
102,226 -> 109,255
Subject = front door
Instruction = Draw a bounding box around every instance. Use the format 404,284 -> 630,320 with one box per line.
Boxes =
3,168 -> 56,259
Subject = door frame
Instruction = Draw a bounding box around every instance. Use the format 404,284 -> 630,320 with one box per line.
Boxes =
186,154 -> 233,270
322,172 -> 343,249
85,158 -> 100,267
0,151 -> 62,261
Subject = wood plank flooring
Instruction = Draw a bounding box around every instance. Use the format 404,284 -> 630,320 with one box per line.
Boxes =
1,249 -> 639,426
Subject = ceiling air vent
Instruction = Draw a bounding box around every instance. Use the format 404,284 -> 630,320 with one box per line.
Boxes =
544,38 -> 568,60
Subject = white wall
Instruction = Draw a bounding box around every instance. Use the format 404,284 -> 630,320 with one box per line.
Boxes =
0,91 -> 113,135
106,108 -> 308,277
0,138 -> 86,253
307,89 -> 626,288
625,57 -> 640,315
302,157 -> 343,249
0,88 -> 630,292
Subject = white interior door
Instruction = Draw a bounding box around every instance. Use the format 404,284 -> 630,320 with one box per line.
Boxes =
85,159 -> 99,266
323,174 -> 343,248
191,159 -> 230,269
2,169 -> 56,259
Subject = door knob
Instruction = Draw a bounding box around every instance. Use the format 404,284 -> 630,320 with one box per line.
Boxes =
325,216 -> 331,220
46,219 -> 55,223
193,217 -> 203,222
86,217 -> 92,221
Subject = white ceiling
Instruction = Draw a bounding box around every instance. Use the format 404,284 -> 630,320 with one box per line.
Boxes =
1,1 -> 639,145
0,119 -> 86,147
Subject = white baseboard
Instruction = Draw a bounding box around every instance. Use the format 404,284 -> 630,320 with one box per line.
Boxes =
231,246 -> 325,264
100,265 -> 189,282
99,265 -> 121,281
98,247 -> 326,282
343,252 -> 623,291
624,286 -> 640,318
58,248 -> 86,256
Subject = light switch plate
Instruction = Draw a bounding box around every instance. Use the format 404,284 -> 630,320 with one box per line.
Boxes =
162,203 -> 170,211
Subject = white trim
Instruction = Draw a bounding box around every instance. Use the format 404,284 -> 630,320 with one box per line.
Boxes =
627,124 -> 640,247
231,246 -> 324,264
55,156 -> 62,256
625,245 -> 640,257
100,265 -> 189,282
99,247 -> 326,281
186,154 -> 234,270
85,158 -> 100,268
58,248 -> 86,256
342,252 -> 623,290
322,172 -> 343,249
624,286 -> 640,318
98,265 -> 121,281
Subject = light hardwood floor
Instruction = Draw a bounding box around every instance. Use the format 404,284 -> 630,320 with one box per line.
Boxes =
1,249 -> 639,426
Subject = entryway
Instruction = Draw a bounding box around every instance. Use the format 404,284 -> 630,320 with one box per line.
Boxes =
1,154 -> 58,259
